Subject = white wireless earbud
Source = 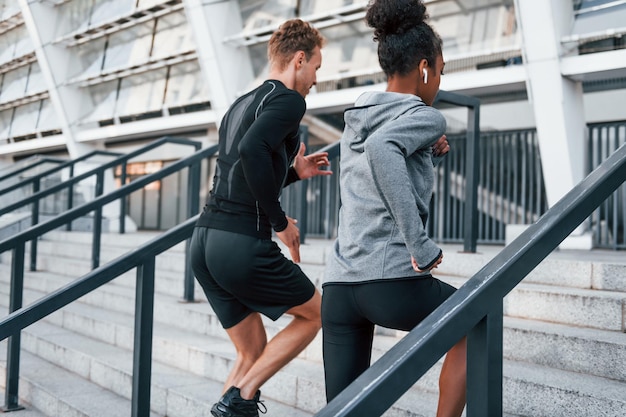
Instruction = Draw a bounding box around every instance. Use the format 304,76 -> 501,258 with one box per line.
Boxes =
423,68 -> 428,84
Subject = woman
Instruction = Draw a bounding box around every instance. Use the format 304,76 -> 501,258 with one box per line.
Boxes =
321,1 -> 467,416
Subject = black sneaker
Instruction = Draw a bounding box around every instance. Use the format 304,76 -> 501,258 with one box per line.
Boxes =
211,386 -> 267,417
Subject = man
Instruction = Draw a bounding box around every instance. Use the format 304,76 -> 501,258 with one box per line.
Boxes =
190,18 -> 331,417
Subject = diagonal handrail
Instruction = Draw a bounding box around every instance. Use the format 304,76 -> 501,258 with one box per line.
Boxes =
315,142 -> 626,416
0,215 -> 198,416
0,136 -> 201,271
0,149 -> 122,196
0,143 -> 218,264
0,156 -> 66,183
0,215 -> 197,339
0,136 -> 199,218
0,143 -> 219,413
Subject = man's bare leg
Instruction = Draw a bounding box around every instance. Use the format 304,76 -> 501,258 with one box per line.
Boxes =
223,290 -> 322,400
221,312 -> 268,393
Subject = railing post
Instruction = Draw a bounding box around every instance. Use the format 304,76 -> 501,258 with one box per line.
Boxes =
466,301 -> 503,417
298,125 -> 309,244
183,159 -> 201,302
131,257 -> 156,417
3,242 -> 26,412
29,179 -> 40,271
463,101 -> 480,253
67,164 -> 75,231
120,162 -> 128,234
92,171 -> 104,269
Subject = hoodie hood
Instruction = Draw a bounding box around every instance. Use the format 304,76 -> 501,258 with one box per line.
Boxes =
344,91 -> 428,153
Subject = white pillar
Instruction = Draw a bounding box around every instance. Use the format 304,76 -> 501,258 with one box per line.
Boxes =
183,0 -> 255,127
19,0 -> 97,158
19,0 -> 133,232
514,0 -> 591,248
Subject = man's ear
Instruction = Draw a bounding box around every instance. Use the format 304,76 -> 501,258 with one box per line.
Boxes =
294,50 -> 306,69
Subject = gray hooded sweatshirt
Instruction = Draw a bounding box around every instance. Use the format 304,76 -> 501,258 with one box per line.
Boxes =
325,91 -> 446,284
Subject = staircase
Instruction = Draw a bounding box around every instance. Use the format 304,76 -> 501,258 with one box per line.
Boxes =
0,231 -> 625,416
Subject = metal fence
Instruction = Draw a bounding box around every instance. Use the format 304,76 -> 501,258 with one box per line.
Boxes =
283,128 -> 550,245
430,129 -> 548,244
589,121 -> 626,249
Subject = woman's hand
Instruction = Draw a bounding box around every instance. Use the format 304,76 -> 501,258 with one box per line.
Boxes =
411,254 -> 443,273
432,134 -> 450,157
293,143 -> 333,180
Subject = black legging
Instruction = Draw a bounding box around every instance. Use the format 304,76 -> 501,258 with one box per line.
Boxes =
321,276 -> 456,401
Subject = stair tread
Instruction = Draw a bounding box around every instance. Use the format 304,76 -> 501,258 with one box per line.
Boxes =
0,342 -> 161,417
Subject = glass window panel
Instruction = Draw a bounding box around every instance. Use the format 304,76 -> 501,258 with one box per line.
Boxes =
137,0 -> 167,10
82,79 -> 119,122
0,28 -> 17,66
152,11 -> 195,60
13,26 -> 35,58
71,37 -> 107,79
430,2 -> 518,55
115,69 -> 167,116
37,99 -> 61,132
89,0 -> 135,28
102,23 -> 154,71
0,108 -> 13,141
315,20 -> 377,79
25,63 -> 47,96
10,102 -> 40,138
238,0 -> 297,30
0,66 -> 29,103
54,0 -> 94,38
1,1 -> 20,20
298,0 -> 354,15
572,2 -> 626,37
163,61 -> 209,108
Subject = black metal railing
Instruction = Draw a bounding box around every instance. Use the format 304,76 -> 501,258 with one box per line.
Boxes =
285,90 -> 482,251
0,149 -> 121,210
0,215 -> 198,415
0,142 -> 219,413
314,143 -> 626,416
589,121 -> 626,249
0,136 -> 201,271
0,156 -> 66,184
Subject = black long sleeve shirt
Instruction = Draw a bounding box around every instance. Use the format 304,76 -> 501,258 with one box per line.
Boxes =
196,80 -> 303,239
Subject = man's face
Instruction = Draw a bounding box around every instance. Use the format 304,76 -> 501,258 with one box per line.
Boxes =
295,46 -> 322,98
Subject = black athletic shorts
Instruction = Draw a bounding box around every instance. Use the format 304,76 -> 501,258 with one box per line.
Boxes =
321,276 -> 457,401
190,227 -> 316,329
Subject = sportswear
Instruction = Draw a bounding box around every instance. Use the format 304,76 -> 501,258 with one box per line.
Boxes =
325,91 -> 447,284
196,79 -> 304,239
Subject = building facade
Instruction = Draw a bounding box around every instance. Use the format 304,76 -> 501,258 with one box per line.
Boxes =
0,0 -> 624,246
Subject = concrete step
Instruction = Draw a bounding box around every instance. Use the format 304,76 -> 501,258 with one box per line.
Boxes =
435,244 -> 626,293
28,240 -> 626,333
2,231 -> 626,416
0,342 -> 161,417
2,263 -> 626,417
442,275 -> 626,331
3,274 -> 624,417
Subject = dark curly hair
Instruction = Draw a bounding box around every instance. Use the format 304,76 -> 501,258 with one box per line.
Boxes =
268,19 -> 326,71
365,0 -> 442,77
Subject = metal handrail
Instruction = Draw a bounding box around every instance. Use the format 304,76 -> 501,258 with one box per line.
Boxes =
0,149 -> 121,196
0,156 -> 66,183
0,143 -> 219,413
315,143 -> 626,416
0,136 -> 201,271
0,215 -> 198,416
297,89 -> 480,252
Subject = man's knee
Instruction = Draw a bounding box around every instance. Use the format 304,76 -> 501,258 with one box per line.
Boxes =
289,290 -> 322,325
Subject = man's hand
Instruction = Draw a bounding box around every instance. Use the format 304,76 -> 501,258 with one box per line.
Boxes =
411,254 -> 443,273
276,217 -> 301,263
293,143 -> 333,180
432,134 -> 450,157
